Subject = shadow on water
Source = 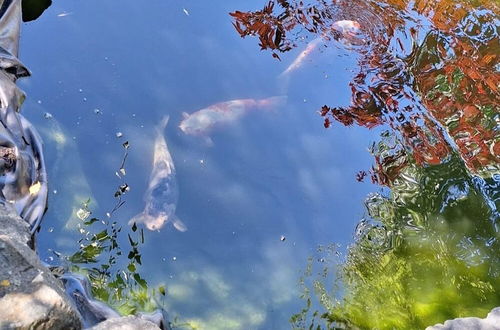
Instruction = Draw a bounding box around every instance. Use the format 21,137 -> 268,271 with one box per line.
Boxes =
21,0 -> 52,22
231,0 -> 499,328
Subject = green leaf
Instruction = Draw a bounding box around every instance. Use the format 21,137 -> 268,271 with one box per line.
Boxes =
158,285 -> 166,296
84,218 -> 99,226
133,273 -> 148,289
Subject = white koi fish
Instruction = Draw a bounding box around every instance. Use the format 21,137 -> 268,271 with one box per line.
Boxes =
129,116 -> 186,232
279,37 -> 323,77
279,20 -> 361,77
179,96 -> 286,138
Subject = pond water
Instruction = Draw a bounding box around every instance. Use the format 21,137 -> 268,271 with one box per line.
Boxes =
18,0 -> 499,329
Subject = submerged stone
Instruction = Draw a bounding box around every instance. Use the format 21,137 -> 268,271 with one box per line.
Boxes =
88,316 -> 160,330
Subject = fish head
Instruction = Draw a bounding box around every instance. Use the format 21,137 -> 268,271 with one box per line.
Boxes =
144,214 -> 169,231
129,212 -> 169,231
179,111 -> 218,136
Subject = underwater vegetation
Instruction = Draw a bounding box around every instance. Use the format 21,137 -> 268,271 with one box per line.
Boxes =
65,142 -> 165,316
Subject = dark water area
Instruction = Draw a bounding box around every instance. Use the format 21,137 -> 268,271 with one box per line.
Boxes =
17,0 -> 499,328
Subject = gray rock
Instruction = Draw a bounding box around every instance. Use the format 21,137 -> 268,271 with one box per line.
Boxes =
88,316 -> 161,330
426,307 -> 500,330
0,204 -> 82,330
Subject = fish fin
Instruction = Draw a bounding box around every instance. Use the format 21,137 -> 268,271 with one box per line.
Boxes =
182,112 -> 189,119
277,72 -> 291,92
172,216 -> 187,232
158,115 -> 170,132
128,212 -> 146,226
257,96 -> 287,113
203,136 -> 214,147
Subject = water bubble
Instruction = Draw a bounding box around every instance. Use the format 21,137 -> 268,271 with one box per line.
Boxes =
43,112 -> 53,119
37,100 -> 42,104
106,212 -> 111,218
78,89 -> 83,93
83,97 -> 87,102
172,256 -> 177,261
116,132 -> 123,138
162,257 -> 166,262
94,108 -> 101,115
119,168 -> 126,176
280,235 -> 286,241
48,227 -> 54,233
53,190 -> 57,194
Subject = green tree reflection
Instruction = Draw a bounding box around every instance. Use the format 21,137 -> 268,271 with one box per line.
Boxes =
292,142 -> 499,329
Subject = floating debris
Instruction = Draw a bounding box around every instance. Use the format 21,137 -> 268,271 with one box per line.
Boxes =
116,132 -> 123,138
48,227 -> 54,233
93,108 -> 101,115
114,183 -> 130,197
280,235 -> 286,241
29,182 -> 41,195
183,8 -> 189,16
76,208 -> 91,221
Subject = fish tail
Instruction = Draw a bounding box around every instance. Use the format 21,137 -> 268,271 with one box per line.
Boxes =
157,115 -> 170,132
257,96 -> 287,110
277,71 -> 292,92
128,212 -> 146,226
172,216 -> 187,232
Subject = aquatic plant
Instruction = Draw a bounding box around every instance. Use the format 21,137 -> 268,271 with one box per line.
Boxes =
67,142 -> 165,316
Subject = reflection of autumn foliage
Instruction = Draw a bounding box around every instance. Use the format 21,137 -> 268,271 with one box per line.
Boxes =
231,0 -> 499,182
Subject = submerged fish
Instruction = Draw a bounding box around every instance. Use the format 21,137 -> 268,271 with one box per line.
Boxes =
129,116 -> 186,232
280,20 -> 362,77
179,96 -> 286,138
37,116 -> 96,231
279,37 -> 323,77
